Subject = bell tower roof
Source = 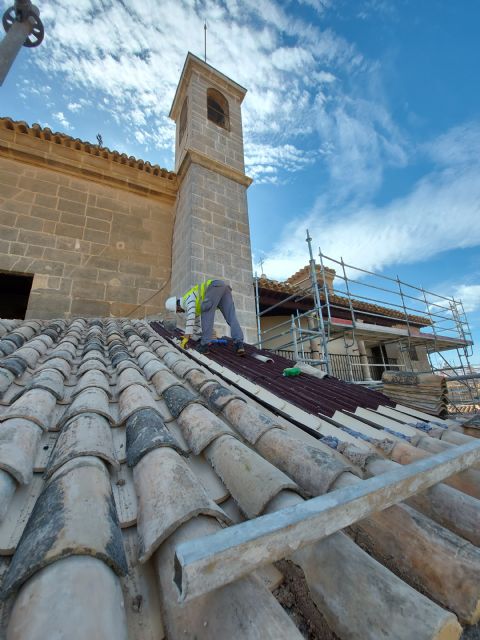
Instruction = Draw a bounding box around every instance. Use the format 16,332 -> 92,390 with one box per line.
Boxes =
169,52 -> 247,121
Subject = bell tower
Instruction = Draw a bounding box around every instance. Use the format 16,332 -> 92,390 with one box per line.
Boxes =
169,53 -> 256,342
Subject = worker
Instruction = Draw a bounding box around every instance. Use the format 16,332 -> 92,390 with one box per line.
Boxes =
165,279 -> 245,356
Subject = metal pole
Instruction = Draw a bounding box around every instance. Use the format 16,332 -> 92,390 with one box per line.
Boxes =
0,1 -> 44,86
318,247 -> 332,329
306,230 -> 330,374
291,314 -> 299,361
174,440 -> 480,602
254,273 -> 262,349
0,19 -> 30,84
296,310 -> 306,359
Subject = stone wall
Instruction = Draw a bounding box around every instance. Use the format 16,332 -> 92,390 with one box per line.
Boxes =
170,54 -> 257,342
0,155 -> 175,319
172,163 -> 256,340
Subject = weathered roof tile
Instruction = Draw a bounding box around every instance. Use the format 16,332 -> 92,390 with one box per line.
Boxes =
0,389 -> 57,430
118,384 -> 160,424
134,447 -> 230,562
126,407 -> 184,467
2,456 -> 127,597
0,418 -> 42,484
46,413 -> 118,479
57,388 -> 114,429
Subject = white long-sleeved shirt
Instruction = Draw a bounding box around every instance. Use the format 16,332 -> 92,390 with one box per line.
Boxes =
179,290 -> 202,338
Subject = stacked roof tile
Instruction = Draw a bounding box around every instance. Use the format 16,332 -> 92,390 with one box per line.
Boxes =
0,317 -> 478,639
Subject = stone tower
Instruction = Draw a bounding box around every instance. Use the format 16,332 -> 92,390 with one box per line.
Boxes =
169,53 -> 257,342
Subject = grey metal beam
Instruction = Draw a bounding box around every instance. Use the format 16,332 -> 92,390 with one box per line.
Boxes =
0,20 -> 31,85
174,440 -> 480,602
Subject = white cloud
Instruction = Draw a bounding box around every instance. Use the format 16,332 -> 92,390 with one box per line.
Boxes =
452,285 -> 480,314
30,0 -> 389,181
52,111 -> 72,130
245,141 -> 318,183
67,102 -> 82,113
258,121 -> 480,280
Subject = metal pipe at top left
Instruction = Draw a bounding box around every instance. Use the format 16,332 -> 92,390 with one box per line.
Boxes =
0,0 -> 44,86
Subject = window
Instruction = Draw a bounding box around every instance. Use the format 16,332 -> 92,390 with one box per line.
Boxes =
179,97 -> 188,143
0,272 -> 33,319
408,346 -> 419,362
207,88 -> 229,130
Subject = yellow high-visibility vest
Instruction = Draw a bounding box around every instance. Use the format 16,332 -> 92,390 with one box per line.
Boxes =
182,279 -> 213,315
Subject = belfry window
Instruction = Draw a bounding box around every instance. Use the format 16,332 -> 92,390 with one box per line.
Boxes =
179,97 -> 188,143
207,88 -> 229,130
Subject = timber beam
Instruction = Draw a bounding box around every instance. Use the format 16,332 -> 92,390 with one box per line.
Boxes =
174,440 -> 480,602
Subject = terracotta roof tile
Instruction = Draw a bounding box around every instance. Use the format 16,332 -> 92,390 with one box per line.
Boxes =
0,117 -> 176,181
258,275 -> 431,326
0,316 -> 477,638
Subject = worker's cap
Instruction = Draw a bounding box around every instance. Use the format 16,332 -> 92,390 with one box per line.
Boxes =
165,296 -> 179,312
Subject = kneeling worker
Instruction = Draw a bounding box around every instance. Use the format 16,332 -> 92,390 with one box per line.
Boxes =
165,279 -> 245,356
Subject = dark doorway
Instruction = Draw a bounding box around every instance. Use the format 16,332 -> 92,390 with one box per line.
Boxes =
370,345 -> 388,381
0,272 -> 34,319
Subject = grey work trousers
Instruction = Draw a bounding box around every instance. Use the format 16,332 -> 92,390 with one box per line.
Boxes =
200,280 -> 244,346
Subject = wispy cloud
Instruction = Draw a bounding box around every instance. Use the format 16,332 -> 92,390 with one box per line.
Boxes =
52,111 -> 72,130
67,102 -> 83,113
29,0 -> 395,182
452,284 -> 480,314
257,121 -> 480,279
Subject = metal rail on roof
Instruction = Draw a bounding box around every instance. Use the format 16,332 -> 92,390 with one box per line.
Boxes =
174,440 -> 480,602
253,231 -> 479,410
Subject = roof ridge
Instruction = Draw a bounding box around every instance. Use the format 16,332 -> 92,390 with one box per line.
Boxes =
0,117 -> 176,181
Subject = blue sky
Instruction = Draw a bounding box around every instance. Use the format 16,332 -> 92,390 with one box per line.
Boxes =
1,0 -> 479,363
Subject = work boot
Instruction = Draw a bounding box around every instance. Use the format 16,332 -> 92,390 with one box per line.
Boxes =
234,341 -> 245,356
197,343 -> 211,355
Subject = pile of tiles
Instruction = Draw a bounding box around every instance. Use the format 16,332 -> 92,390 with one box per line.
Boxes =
0,318 -> 477,640
382,371 -> 448,417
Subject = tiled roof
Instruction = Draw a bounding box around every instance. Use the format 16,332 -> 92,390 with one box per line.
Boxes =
150,322 -> 394,418
0,118 -> 176,181
285,264 -> 336,283
0,317 -> 478,638
258,275 -> 432,326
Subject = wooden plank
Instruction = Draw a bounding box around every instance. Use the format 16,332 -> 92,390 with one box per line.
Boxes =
0,474 -> 44,555
111,464 -> 137,528
33,431 -> 58,472
111,425 -> 126,464
355,408 -> 418,436
174,440 -> 480,602
121,527 -> 165,640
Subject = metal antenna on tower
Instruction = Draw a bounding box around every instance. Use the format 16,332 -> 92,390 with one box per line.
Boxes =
259,257 -> 265,276
204,20 -> 207,63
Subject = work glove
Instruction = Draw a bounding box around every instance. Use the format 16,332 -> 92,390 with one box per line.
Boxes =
180,335 -> 189,349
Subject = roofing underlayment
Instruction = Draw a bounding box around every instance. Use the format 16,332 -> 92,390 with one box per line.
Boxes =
150,321 -> 395,418
0,317 -> 479,639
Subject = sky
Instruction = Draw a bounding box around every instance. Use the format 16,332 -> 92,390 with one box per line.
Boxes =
1,0 -> 480,364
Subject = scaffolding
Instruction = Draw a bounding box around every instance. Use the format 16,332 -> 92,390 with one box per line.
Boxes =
254,231 -> 479,413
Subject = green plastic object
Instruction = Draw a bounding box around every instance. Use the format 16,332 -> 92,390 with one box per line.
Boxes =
282,367 -> 302,377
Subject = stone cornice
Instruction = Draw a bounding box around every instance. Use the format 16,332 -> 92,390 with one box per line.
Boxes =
0,118 -> 178,202
177,148 -> 253,188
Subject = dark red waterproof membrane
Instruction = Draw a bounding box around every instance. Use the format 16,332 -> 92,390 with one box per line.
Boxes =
150,322 -> 394,418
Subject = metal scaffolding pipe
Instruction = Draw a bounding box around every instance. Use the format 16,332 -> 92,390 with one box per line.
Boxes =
0,1 -> 44,86
174,440 -> 480,602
